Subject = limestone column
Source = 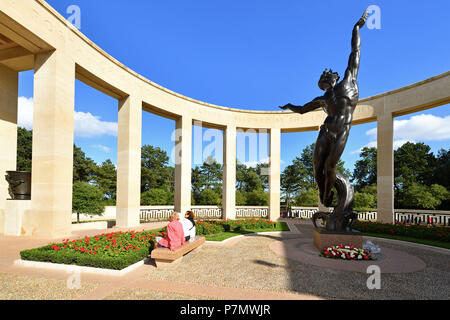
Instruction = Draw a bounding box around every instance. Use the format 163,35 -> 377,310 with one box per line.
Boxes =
0,65 -> 18,233
222,125 -> 236,219
31,51 -> 75,238
268,128 -> 281,220
376,112 -> 394,223
116,94 -> 142,228
174,115 -> 192,214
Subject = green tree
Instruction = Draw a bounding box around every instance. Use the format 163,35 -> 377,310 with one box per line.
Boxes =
400,183 -> 449,210
197,188 -> 221,205
435,148 -> 450,190
352,147 -> 377,191
281,162 -> 304,206
191,166 -> 205,204
141,145 -> 173,192
235,190 -> 247,205
255,162 -> 269,190
394,142 -> 437,207
236,162 -> 248,191
353,192 -> 376,211
72,181 -> 104,223
17,127 -> 32,171
200,156 -> 222,192
297,143 -> 316,188
141,188 -> 171,205
242,168 -> 263,193
73,145 -> 98,183
93,159 -> 117,200
294,187 -> 319,207
246,189 -> 268,206
394,142 -> 435,188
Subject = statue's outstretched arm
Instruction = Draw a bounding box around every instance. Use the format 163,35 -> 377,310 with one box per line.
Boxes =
279,96 -> 326,114
344,10 -> 368,82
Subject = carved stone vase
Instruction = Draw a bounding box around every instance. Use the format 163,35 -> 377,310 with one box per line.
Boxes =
5,171 -> 31,200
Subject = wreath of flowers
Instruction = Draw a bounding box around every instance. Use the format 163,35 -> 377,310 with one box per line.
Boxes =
320,244 -> 375,261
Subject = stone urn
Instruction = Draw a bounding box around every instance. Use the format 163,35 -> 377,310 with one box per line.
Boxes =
5,171 -> 31,200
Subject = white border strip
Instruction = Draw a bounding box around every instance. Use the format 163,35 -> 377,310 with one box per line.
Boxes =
13,258 -> 151,276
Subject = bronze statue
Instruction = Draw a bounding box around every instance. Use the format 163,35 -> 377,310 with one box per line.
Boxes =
279,10 -> 368,232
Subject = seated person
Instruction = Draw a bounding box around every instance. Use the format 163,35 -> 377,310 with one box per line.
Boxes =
182,210 -> 196,242
156,211 -> 185,251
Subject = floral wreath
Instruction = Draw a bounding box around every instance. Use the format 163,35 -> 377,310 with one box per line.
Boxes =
320,244 -> 375,261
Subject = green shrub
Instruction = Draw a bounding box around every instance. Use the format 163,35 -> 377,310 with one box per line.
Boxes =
195,218 -> 276,235
20,229 -> 167,270
141,188 -> 171,205
354,221 -> 450,242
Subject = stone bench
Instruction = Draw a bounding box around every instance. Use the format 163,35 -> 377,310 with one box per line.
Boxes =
150,236 -> 205,267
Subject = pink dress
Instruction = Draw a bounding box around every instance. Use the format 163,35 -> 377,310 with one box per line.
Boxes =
158,220 -> 185,250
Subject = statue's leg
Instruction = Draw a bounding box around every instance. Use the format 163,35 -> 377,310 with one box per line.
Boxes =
323,131 -> 348,207
313,131 -> 329,204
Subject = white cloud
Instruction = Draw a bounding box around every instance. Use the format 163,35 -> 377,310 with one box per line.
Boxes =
73,111 -> 117,138
92,144 -> 111,153
17,97 -> 118,138
353,113 -> 450,154
17,96 -> 34,130
351,139 -> 413,154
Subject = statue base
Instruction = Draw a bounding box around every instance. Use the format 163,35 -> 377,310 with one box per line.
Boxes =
313,227 -> 363,251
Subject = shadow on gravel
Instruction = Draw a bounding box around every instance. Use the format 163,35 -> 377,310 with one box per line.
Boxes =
275,218 -> 449,300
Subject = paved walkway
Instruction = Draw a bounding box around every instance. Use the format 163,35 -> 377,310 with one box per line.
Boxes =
0,219 -> 449,300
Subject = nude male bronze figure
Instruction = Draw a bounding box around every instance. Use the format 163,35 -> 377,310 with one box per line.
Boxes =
279,10 -> 368,231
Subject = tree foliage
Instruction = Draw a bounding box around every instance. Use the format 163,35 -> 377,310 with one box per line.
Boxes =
351,142 -> 450,210
72,181 -> 105,223
17,127 -> 32,171
352,147 -> 377,190
141,188 -> 172,206
93,159 -> 117,200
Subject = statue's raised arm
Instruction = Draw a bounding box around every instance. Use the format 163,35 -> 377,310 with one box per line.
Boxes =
343,10 -> 368,83
279,96 -> 326,114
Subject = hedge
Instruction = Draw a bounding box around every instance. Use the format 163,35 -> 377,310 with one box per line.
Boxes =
20,229 -> 165,270
195,218 -> 276,235
353,221 -> 450,242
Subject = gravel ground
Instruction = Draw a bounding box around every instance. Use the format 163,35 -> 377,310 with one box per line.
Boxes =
2,220 -> 448,300
144,223 -> 450,300
104,288 -> 219,300
0,273 -> 99,300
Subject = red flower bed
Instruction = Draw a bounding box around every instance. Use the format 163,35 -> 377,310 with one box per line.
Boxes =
354,221 -> 450,242
20,229 -> 167,270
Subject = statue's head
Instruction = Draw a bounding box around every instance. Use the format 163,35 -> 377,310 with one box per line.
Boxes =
318,69 -> 340,90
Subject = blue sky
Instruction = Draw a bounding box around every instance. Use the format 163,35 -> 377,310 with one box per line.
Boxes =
17,1 -> 449,173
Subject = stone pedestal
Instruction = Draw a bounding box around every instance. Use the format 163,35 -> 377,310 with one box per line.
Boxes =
4,200 -> 31,236
313,227 -> 363,251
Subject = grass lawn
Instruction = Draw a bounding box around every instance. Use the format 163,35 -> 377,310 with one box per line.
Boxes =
204,222 -> 290,241
362,232 -> 450,250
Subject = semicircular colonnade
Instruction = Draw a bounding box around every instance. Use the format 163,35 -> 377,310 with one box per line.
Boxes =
0,0 -> 448,238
